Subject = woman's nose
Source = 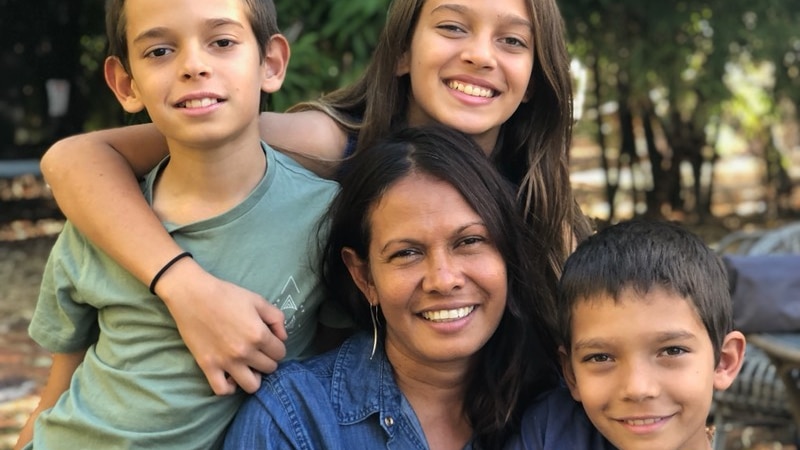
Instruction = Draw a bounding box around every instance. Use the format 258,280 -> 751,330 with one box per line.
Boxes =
422,252 -> 465,294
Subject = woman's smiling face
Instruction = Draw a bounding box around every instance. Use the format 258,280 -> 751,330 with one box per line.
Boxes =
344,172 -> 507,369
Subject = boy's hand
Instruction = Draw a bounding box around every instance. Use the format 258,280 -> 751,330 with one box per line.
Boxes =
156,261 -> 288,395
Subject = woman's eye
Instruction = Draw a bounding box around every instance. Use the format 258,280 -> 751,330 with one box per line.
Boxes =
459,236 -> 484,247
390,249 -> 419,260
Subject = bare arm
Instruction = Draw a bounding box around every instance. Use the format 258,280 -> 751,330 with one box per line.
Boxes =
41,124 -> 287,394
41,124 -> 178,283
39,110 -> 344,394
14,351 -> 86,450
259,110 -> 348,178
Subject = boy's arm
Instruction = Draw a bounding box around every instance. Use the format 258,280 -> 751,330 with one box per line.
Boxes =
38,110 -> 342,395
14,350 -> 86,450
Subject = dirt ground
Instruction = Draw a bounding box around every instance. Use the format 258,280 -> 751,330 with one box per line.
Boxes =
0,236 -> 57,449
0,150 -> 798,448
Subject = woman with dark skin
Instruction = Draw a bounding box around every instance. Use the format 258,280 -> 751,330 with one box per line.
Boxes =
224,125 -> 561,449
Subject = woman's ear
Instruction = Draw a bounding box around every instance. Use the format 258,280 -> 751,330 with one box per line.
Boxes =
104,56 -> 145,113
341,247 -> 378,305
260,34 -> 290,94
713,331 -> 746,390
559,345 -> 582,402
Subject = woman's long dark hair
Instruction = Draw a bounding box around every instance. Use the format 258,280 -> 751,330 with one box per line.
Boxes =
319,125 -> 560,449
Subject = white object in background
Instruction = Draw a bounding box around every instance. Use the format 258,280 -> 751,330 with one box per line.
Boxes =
45,79 -> 71,117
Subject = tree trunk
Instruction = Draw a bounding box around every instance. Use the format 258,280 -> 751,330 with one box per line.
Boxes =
641,104 -> 665,219
617,78 -> 638,216
592,56 -> 616,221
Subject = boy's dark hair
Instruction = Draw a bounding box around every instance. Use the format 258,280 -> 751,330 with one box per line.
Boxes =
558,219 -> 732,364
105,0 -> 279,72
320,125 -> 560,448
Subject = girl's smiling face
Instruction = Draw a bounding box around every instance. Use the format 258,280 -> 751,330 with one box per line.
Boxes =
397,0 -> 534,154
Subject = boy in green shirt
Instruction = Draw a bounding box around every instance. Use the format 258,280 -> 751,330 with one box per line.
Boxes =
15,0 -> 338,448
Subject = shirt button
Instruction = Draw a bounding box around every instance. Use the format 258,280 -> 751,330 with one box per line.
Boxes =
384,416 -> 395,427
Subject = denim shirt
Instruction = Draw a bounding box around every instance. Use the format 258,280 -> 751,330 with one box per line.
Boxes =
223,333 -> 474,449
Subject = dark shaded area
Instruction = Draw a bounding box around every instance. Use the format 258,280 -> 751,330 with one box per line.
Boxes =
0,198 -> 62,225
1,0 -> 114,160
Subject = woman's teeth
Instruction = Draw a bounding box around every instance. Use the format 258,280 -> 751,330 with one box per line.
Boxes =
421,306 -> 475,322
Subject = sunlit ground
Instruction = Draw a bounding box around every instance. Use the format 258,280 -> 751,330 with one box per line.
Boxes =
569,139 -> 800,231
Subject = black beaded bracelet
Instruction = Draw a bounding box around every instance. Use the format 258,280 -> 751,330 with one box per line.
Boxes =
149,251 -> 193,295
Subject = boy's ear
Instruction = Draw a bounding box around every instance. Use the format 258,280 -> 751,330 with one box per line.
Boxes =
713,331 -> 746,390
261,34 -> 290,94
341,248 -> 378,306
103,56 -> 145,113
559,345 -> 582,402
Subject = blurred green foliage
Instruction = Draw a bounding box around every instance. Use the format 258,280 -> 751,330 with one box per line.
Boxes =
272,0 -> 389,112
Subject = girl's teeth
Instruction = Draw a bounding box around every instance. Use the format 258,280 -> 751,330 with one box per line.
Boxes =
447,81 -> 494,98
421,306 -> 475,322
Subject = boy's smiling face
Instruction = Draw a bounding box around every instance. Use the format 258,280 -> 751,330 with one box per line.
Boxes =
563,286 -> 738,450
108,0 -> 282,149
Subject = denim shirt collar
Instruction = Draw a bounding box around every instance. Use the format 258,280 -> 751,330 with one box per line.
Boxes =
329,333 -> 406,438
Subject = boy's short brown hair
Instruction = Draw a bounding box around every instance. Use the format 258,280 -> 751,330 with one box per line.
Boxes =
558,219 -> 733,364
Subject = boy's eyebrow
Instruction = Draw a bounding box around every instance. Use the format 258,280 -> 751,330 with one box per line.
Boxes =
132,18 -> 246,45
572,330 -> 698,350
652,330 -> 698,343
430,3 -> 532,30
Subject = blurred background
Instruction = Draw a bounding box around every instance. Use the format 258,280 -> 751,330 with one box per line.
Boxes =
1,0 -> 799,228
1,1 -> 799,449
